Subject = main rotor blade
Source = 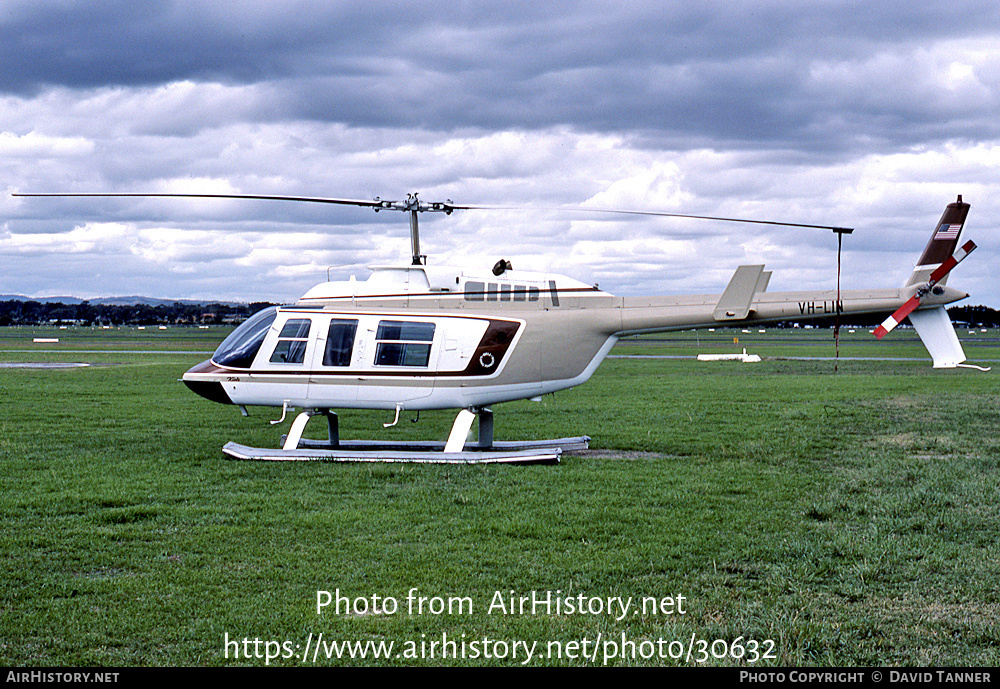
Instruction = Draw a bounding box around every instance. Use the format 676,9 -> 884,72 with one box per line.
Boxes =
14,192 -> 854,233
453,203 -> 854,234
12,192 -> 387,208
577,207 -> 854,234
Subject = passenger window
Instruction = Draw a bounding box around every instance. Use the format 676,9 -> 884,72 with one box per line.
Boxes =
464,281 -> 485,301
270,319 -> 311,364
323,320 -> 358,367
374,320 -> 435,367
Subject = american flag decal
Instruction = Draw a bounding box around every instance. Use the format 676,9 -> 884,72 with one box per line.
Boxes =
935,223 -> 961,239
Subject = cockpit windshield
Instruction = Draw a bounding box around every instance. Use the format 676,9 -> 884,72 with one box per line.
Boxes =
212,306 -> 278,368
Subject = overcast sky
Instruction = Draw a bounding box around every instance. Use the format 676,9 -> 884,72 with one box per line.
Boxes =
3,1 -> 998,307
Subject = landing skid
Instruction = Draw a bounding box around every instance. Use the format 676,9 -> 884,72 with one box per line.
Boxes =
222,408 -> 589,464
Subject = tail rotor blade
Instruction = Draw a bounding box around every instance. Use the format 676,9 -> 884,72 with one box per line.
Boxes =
927,240 -> 977,287
874,295 -> 921,340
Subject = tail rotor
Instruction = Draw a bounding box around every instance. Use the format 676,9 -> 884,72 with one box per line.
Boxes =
874,239 -> 977,340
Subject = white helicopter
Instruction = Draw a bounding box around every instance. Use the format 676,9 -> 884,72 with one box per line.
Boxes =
15,192 -> 981,463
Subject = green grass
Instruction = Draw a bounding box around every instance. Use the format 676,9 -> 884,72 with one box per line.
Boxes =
1,327 -> 998,666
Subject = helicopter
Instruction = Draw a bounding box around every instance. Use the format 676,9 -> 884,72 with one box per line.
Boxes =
13,192 -> 981,463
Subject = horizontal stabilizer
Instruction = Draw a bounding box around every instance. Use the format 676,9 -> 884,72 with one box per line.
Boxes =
755,270 -> 772,294
714,265 -> 765,321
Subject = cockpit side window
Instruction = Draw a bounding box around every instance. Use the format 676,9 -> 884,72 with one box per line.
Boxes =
212,306 -> 278,369
270,319 -> 312,363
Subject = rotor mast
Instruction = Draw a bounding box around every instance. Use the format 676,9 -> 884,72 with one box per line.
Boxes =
409,208 -> 421,265
372,193 -> 455,266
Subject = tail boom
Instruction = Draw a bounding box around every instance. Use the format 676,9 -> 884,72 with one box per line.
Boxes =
616,285 -> 966,336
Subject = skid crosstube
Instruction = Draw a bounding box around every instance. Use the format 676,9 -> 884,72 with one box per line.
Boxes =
224,407 -> 588,464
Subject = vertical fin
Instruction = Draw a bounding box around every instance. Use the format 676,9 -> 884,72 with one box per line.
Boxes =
907,195 -> 970,288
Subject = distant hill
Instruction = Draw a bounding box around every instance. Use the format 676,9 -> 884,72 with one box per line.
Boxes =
0,295 -> 241,307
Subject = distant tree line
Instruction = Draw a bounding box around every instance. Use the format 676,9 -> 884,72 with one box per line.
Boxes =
0,300 -> 275,327
774,304 -> 1000,329
0,298 -> 996,328
947,305 -> 1000,327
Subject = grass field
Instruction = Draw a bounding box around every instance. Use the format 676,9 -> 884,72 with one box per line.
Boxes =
1,325 -> 998,666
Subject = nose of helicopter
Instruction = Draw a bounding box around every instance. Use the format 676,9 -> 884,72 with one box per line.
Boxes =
182,359 -> 235,405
